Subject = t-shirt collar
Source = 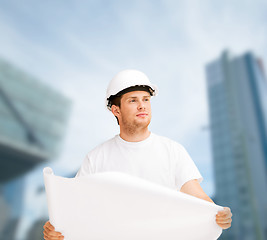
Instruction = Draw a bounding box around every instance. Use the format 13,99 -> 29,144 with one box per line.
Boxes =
116,132 -> 153,147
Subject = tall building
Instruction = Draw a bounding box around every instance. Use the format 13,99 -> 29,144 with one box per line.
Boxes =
205,51 -> 267,240
0,58 -> 71,239
0,58 -> 71,183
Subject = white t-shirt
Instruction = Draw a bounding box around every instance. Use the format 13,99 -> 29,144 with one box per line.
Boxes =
76,133 -> 203,191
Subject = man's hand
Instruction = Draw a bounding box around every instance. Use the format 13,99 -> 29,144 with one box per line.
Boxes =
216,207 -> 232,229
180,180 -> 232,230
43,221 -> 64,240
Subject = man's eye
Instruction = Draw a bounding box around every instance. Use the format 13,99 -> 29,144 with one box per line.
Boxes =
144,98 -> 150,101
130,100 -> 136,102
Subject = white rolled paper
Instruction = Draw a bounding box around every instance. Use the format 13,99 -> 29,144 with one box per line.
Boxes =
43,167 -> 223,240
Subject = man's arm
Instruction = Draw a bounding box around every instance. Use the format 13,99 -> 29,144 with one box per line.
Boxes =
180,179 -> 232,229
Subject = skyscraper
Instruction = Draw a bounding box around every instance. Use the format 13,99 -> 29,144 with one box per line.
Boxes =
205,51 -> 267,240
0,57 -> 71,239
0,58 -> 71,183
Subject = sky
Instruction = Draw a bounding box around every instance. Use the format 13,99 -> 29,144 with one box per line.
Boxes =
0,0 -> 267,237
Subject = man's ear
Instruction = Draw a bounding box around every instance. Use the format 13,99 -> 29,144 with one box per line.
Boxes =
111,105 -> 120,117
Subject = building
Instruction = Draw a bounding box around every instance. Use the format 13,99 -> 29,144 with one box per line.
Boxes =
0,58 -> 71,239
205,51 -> 267,240
0,58 -> 71,182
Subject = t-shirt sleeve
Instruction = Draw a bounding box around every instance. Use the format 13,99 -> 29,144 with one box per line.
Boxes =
75,154 -> 94,177
174,143 -> 203,191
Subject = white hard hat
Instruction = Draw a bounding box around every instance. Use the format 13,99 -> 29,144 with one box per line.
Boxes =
106,69 -> 158,110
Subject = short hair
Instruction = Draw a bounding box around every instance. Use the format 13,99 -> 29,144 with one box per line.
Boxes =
110,95 -> 122,125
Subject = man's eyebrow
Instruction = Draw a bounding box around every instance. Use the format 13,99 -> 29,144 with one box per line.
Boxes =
127,95 -> 151,99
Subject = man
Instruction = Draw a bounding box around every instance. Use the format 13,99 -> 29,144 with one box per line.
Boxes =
43,69 -> 232,239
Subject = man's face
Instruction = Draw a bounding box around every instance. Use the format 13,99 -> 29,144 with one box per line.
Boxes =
113,91 -> 152,131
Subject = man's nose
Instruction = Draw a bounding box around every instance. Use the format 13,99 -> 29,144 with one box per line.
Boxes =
138,101 -> 145,110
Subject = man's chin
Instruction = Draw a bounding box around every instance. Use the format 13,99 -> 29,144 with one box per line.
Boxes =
134,119 -> 151,128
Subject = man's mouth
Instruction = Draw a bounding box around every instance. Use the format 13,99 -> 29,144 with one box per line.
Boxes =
136,113 -> 148,117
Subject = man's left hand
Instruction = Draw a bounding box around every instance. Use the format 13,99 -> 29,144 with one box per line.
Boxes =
216,207 -> 232,229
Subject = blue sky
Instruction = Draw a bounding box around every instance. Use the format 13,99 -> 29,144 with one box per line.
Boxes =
0,0 -> 267,237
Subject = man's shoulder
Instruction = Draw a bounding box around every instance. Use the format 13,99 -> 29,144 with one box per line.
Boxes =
152,133 -> 183,148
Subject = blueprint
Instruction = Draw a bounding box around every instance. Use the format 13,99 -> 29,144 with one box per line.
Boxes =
43,167 -> 223,240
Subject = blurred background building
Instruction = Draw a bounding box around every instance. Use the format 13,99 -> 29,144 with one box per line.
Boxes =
0,58 -> 71,240
206,50 -> 267,240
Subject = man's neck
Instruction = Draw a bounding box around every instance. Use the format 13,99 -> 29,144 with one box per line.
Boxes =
119,128 -> 150,142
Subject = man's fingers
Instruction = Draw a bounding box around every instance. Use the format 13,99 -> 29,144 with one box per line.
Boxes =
44,221 -> 55,231
217,222 -> 232,229
43,226 -> 62,236
216,207 -> 232,229
44,232 -> 63,240
47,221 -> 55,230
43,221 -> 64,239
216,217 -> 232,224
216,215 -> 232,229
43,228 -> 60,236
44,230 -> 64,240
217,207 -> 232,217
43,225 -> 64,240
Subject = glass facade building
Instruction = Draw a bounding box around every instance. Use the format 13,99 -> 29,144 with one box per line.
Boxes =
0,58 -> 71,182
0,58 -> 71,239
205,51 -> 267,240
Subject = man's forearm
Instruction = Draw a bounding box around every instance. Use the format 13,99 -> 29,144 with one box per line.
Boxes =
180,179 -> 214,203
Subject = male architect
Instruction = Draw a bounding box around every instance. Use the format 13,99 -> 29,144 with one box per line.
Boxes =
43,69 -> 232,239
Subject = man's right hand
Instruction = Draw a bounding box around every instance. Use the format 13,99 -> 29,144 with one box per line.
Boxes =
43,221 -> 64,239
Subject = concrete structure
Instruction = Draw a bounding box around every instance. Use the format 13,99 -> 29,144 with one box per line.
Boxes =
0,58 -> 71,239
205,51 -> 267,240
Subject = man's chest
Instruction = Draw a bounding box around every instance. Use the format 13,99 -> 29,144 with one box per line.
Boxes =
93,146 -> 176,188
